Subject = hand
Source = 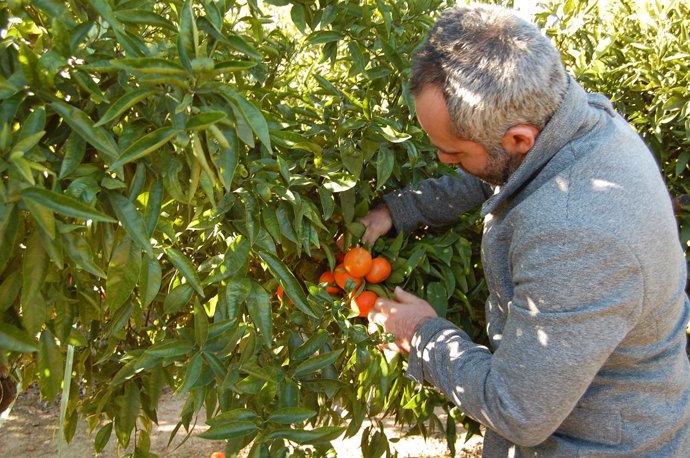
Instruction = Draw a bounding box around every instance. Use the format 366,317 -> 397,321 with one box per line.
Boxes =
368,287 -> 438,353
360,204 -> 393,246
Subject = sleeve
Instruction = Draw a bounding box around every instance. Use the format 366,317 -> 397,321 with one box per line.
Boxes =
382,169 -> 492,235
406,228 -> 644,447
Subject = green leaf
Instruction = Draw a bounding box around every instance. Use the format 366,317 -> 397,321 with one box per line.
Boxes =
225,278 -> 251,325
267,407 -> 317,425
291,329 -> 329,362
49,101 -> 119,161
212,127 -> 239,191
94,88 -> 159,127
0,323 -> 38,352
224,89 -> 272,152
63,232 -> 107,278
143,179 -> 164,236
105,302 -> 134,338
24,197 -> 56,240
426,282 -> 448,317
305,31 -> 344,45
0,269 -> 21,313
213,60 -> 257,73
175,352 -> 203,394
58,133 -> 86,179
376,146 -> 395,190
225,34 -> 261,61
246,282 -> 272,347
207,408 -> 259,426
11,130 -> 45,155
198,421 -> 258,440
272,206 -> 296,245
194,300 -> 209,346
117,382 -> 141,448
112,9 -> 176,31
186,111 -> 227,130
292,349 -> 343,378
0,205 -> 19,275
258,251 -> 314,317
265,425 -> 345,444
38,330 -> 64,401
111,58 -> 186,75
71,69 -> 108,103
94,422 -> 113,453
140,256 -> 162,307
145,340 -> 194,358
106,237 -> 142,312
21,230 -> 49,335
163,283 -> 194,314
323,172 -> 357,193
21,187 -> 117,223
109,127 -> 177,169
107,192 -> 153,254
165,248 -> 205,297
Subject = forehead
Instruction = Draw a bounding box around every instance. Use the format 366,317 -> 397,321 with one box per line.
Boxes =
413,86 -> 456,143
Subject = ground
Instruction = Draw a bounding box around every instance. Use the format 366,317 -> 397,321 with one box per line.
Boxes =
0,386 -> 483,457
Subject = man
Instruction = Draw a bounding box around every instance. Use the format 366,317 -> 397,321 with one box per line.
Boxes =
361,4 -> 690,456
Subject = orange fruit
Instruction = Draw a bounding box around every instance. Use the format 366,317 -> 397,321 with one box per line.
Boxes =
276,285 -> 293,304
365,257 -> 392,283
343,247 -> 373,278
334,264 -> 362,290
351,290 -> 378,317
318,271 -> 341,294
210,453 -> 225,458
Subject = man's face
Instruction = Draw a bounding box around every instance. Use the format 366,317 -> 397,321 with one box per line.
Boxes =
414,85 -> 521,186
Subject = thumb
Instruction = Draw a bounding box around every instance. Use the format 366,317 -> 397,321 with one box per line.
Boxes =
393,286 -> 420,304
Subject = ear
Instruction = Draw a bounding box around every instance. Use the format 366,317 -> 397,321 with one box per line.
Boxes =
501,124 -> 540,157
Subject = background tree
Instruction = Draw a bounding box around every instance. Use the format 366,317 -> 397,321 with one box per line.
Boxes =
0,0 -> 687,457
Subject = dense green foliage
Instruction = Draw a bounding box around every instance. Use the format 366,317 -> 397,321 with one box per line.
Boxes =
0,0 -> 687,457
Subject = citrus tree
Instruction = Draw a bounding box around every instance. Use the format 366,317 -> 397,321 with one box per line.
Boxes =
0,0 -> 488,456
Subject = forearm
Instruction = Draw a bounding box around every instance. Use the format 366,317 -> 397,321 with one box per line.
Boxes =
407,318 -> 570,447
383,170 -> 491,234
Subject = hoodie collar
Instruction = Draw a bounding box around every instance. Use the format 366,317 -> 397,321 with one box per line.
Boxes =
480,77 -> 607,217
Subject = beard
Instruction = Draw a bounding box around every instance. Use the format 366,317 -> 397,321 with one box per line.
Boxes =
473,143 -> 524,186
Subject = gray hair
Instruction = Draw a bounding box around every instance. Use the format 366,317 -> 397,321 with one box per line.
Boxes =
410,4 -> 567,147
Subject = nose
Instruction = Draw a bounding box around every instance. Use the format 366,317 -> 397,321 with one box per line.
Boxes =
436,150 -> 461,164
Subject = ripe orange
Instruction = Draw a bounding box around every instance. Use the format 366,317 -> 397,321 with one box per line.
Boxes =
343,247 -> 373,278
276,284 -> 284,301
318,271 -> 341,294
334,264 -> 362,290
365,257 -> 392,283
210,453 -> 225,458
351,290 -> 378,317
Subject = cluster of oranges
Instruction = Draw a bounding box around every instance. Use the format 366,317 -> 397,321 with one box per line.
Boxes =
319,246 -> 392,318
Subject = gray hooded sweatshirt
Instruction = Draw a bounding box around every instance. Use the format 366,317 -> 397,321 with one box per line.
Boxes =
382,78 -> 690,456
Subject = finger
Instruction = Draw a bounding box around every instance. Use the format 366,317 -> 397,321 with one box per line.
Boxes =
361,229 -> 378,246
368,308 -> 386,327
378,342 -> 402,354
393,286 -> 421,304
372,296 -> 388,312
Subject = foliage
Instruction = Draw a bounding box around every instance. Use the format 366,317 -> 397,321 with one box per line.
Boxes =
0,0 -> 487,456
1,0 -> 687,457
536,0 -> 690,283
